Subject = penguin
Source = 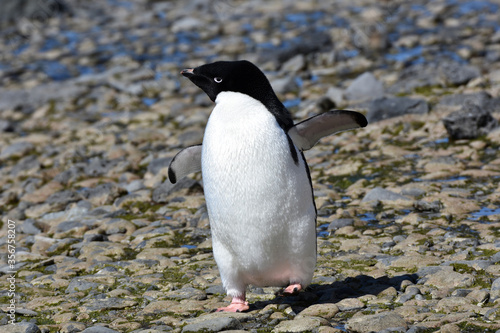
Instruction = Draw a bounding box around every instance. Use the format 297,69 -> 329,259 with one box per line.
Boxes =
169,60 -> 367,312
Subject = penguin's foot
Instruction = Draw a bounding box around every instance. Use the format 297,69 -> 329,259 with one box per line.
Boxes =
216,296 -> 249,312
283,283 -> 302,295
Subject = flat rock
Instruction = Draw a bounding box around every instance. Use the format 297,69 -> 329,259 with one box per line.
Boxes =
182,312 -> 254,330
153,178 -> 200,202
345,72 -> 384,101
424,269 -> 475,289
182,317 -> 242,333
271,76 -> 300,95
66,277 -> 100,294
60,322 -> 87,333
272,317 -> 326,333
147,157 -> 173,175
297,303 -> 339,319
336,298 -> 365,311
388,60 -> 480,94
141,300 -> 177,314
328,218 -> 354,230
259,31 -> 332,64
0,322 -> 41,333
435,297 -> 472,313
491,277 -> 500,300
165,287 -> 207,301
367,97 -> 428,123
281,54 -> 307,72
0,81 -> 87,113
79,297 -> 138,312
362,187 -> 411,202
346,312 -> 408,333
438,91 -> 500,114
80,183 -> 127,206
0,141 -> 34,159
81,327 -> 121,333
171,16 -> 204,33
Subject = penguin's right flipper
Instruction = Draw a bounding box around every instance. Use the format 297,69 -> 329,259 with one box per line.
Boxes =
168,144 -> 202,184
288,110 -> 367,151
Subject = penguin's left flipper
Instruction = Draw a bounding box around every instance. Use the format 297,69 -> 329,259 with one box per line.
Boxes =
168,144 -> 202,184
288,110 -> 368,151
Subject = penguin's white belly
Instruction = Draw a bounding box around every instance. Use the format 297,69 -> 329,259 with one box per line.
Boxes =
202,92 -> 316,291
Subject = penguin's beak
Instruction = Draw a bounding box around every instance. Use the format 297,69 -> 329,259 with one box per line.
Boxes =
181,68 -> 195,77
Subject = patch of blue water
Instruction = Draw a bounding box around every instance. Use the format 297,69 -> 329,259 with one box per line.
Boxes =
434,137 -> 449,144
360,212 -> 378,226
61,31 -> 81,53
33,60 -> 72,81
40,37 -> 62,52
385,45 -> 423,63
107,0 -> 134,10
181,244 -> 197,249
403,154 -> 420,159
161,51 -> 188,66
14,43 -> 29,56
285,11 -> 325,26
241,22 -> 253,32
333,324 -> 348,332
208,36 -> 221,45
440,50 -> 467,64
283,98 -> 301,109
456,0 -> 499,15
470,207 -> 500,221
339,49 -> 359,59
317,223 -> 330,238
294,77 -> 304,88
142,98 -> 158,107
175,31 -> 199,45
413,176 -> 469,182
76,64 -> 106,76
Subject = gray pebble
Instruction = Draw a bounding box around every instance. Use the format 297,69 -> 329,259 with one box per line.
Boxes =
82,327 -> 120,333
271,76 -> 300,95
66,278 -> 100,294
328,218 -> 354,230
345,72 -> 384,101
20,219 -> 42,235
166,287 -> 207,301
182,317 -> 242,333
362,187 -> 411,202
491,277 -> 500,300
205,285 -> 225,295
0,141 -> 34,159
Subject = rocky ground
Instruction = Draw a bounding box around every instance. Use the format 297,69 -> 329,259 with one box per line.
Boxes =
1,0 -> 500,332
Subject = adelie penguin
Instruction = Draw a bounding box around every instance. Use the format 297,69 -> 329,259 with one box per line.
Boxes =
169,60 -> 367,312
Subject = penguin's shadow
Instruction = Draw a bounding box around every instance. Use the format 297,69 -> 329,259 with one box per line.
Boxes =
250,273 -> 418,313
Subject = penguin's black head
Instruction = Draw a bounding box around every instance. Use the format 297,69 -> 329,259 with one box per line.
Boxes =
181,60 -> 275,103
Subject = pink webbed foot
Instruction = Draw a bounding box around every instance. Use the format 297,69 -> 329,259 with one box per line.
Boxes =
283,283 -> 302,295
216,296 -> 249,312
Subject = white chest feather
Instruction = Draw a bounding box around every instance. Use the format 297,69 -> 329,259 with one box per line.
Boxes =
201,91 -> 316,289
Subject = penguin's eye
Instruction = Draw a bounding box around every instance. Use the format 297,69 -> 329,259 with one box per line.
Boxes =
214,77 -> 223,83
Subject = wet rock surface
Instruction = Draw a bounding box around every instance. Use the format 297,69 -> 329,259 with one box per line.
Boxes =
0,0 -> 500,332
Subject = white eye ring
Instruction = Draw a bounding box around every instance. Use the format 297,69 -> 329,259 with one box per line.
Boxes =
214,77 -> 223,83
